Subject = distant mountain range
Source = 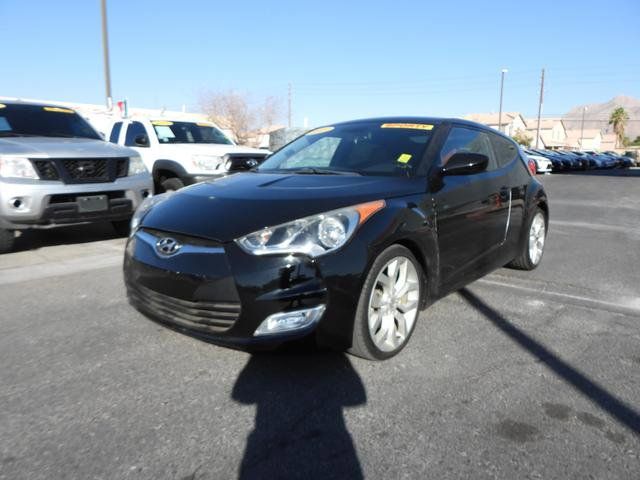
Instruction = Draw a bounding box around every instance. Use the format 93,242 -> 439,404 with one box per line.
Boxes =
563,95 -> 640,140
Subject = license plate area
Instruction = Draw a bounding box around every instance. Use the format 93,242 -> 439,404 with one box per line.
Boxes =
77,195 -> 108,212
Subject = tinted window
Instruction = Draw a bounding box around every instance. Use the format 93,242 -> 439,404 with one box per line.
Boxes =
440,127 -> 496,170
151,121 -> 233,145
109,122 -> 122,143
125,121 -> 147,146
490,134 -> 518,168
0,103 -> 100,140
258,121 -> 434,177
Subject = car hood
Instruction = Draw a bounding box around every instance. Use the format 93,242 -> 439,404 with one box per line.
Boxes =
153,143 -> 269,158
141,172 -> 426,242
0,136 -> 137,158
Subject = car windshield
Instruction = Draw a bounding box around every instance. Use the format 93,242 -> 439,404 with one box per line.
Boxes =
258,121 -> 435,176
0,103 -> 101,139
151,121 -> 233,145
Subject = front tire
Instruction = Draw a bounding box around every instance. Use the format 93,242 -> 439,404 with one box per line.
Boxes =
160,177 -> 185,192
0,228 -> 15,254
507,207 -> 547,270
348,245 -> 423,361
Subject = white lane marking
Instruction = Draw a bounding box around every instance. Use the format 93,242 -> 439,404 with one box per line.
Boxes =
477,278 -> 640,317
0,253 -> 122,285
550,220 -> 640,236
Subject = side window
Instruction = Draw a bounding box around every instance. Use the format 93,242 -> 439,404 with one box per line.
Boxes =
279,136 -> 341,169
109,122 -> 122,143
490,134 -> 518,168
125,121 -> 147,146
439,127 -> 496,170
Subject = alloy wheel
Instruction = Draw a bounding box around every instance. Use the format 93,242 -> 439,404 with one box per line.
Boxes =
367,256 -> 420,352
528,213 -> 546,265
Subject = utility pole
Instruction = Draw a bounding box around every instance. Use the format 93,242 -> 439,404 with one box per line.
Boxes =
100,0 -> 113,110
498,69 -> 508,133
580,106 -> 587,149
287,83 -> 292,128
535,68 -> 545,149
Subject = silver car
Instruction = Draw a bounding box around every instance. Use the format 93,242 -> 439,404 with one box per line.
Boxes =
0,100 -> 153,253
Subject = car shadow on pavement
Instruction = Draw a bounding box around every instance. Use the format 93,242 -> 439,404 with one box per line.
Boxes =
11,222 -> 123,252
232,349 -> 366,479
458,288 -> 640,435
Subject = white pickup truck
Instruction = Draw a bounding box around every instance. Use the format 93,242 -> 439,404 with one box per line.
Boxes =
108,118 -> 269,192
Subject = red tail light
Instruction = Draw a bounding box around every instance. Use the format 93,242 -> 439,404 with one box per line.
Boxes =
527,159 -> 537,175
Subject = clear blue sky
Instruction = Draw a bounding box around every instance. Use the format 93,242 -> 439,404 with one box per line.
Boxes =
1,0 -> 638,126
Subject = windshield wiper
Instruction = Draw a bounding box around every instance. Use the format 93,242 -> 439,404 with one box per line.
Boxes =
285,167 -> 361,176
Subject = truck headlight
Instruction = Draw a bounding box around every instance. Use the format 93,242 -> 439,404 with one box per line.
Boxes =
192,155 -> 223,172
0,156 -> 39,179
128,155 -> 148,176
236,200 -> 385,257
130,192 -> 172,235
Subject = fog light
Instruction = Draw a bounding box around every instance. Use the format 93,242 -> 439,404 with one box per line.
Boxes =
254,305 -> 326,336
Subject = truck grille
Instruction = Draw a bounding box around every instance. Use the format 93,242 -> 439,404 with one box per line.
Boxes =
126,281 -> 241,333
31,157 -> 130,184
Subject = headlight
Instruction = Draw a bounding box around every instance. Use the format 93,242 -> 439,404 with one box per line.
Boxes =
130,192 -> 173,235
0,156 -> 39,179
236,200 -> 385,257
128,155 -> 148,175
192,155 -> 224,172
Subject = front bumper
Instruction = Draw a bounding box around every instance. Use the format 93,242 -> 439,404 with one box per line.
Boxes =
0,174 -> 153,230
123,227 -> 368,349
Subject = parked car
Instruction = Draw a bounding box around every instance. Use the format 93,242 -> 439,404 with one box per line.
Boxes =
585,151 -> 617,169
0,101 -> 153,253
523,149 -> 552,174
530,149 -> 563,171
109,118 -> 269,192
124,117 -> 549,360
603,151 -> 634,168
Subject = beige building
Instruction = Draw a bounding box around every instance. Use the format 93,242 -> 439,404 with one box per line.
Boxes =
565,129 -> 602,150
524,118 -> 567,149
600,133 -> 617,151
464,112 -> 527,137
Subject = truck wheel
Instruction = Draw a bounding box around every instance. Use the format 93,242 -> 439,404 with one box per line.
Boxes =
160,177 -> 184,192
112,220 -> 131,237
0,229 -> 16,254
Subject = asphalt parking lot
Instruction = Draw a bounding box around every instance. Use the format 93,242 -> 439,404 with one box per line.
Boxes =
1,171 -> 639,480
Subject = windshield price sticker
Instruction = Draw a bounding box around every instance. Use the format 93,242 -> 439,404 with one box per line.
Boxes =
397,153 -> 412,164
43,106 -> 74,114
151,120 -> 174,126
381,123 -> 433,131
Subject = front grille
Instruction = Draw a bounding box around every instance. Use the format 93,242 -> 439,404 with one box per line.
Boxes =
127,281 -> 240,333
32,160 -> 60,180
62,158 -> 109,181
48,191 -> 126,204
116,158 -> 128,178
140,228 -> 223,247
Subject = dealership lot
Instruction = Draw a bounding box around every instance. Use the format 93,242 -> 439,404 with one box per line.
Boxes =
1,172 -> 638,479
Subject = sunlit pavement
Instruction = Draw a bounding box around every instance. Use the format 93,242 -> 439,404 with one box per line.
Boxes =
1,173 -> 638,480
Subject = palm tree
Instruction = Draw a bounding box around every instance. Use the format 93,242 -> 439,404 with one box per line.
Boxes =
609,107 -> 630,148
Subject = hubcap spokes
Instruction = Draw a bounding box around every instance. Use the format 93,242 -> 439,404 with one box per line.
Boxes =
528,214 -> 546,265
368,256 -> 420,352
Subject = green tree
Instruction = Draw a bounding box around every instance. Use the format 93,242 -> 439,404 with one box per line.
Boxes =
608,107 -> 630,148
512,129 -> 532,147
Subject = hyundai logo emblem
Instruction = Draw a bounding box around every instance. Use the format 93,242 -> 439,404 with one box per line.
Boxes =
155,237 -> 182,257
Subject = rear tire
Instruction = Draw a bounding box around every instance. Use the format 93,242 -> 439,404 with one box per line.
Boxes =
348,244 -> 423,361
112,219 -> 131,237
507,207 -> 547,270
0,228 -> 15,254
160,177 -> 185,192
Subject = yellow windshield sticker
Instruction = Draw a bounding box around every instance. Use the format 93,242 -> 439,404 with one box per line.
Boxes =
196,122 -> 213,127
306,126 -> 334,135
151,120 -> 174,126
0,104 -> 6,109
381,123 -> 433,131
43,106 -> 74,114
397,153 -> 412,164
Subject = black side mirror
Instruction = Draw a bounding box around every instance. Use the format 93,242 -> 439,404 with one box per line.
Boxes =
441,152 -> 488,176
134,134 -> 149,147
225,156 -> 261,172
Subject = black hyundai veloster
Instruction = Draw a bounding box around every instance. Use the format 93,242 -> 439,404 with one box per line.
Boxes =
124,117 -> 548,360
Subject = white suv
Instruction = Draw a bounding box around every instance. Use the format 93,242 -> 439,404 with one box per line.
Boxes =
108,118 -> 269,192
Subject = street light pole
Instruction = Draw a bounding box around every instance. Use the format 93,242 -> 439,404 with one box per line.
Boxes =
498,69 -> 508,133
580,106 -> 587,149
100,0 -> 113,110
